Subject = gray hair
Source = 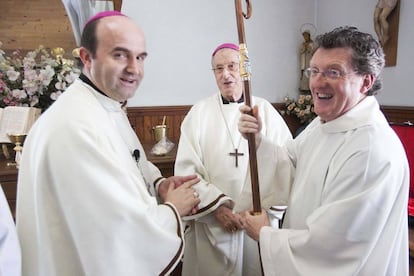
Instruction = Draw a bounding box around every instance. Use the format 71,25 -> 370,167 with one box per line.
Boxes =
313,26 -> 385,95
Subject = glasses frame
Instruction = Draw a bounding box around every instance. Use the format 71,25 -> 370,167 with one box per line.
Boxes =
212,62 -> 239,74
304,67 -> 351,80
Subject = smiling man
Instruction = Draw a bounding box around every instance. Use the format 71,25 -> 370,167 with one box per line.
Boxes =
16,11 -> 201,276
175,43 -> 292,276
238,26 -> 409,275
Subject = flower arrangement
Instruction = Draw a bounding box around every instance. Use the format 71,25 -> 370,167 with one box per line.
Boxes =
0,42 -> 81,111
283,94 -> 317,124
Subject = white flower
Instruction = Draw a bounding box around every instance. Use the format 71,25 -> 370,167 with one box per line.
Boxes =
284,95 -> 316,124
50,91 -> 62,100
39,65 -> 55,86
6,68 -> 20,81
12,89 -> 27,99
24,69 -> 37,81
23,56 -> 36,69
54,81 -> 66,90
26,50 -> 37,60
0,43 -> 80,110
65,71 -> 78,83
22,79 -> 38,93
30,96 -> 39,107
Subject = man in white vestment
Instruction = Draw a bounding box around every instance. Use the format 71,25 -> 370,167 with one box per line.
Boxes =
0,185 -> 21,276
175,43 -> 292,276
239,26 -> 409,275
16,11 -> 201,276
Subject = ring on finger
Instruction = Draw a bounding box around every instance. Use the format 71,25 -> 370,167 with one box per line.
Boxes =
193,191 -> 199,198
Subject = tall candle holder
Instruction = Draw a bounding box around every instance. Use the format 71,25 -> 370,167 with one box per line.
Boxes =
7,134 -> 27,169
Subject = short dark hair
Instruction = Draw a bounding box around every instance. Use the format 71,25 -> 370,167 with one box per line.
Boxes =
80,19 -> 99,59
313,26 -> 385,95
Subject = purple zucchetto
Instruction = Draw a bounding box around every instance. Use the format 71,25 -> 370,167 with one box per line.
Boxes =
84,10 -> 127,28
212,43 -> 239,57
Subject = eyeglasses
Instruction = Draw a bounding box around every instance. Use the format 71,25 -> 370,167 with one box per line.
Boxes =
304,67 -> 350,80
212,62 -> 239,74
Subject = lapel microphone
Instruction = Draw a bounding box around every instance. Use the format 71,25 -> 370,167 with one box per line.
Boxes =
132,149 -> 140,163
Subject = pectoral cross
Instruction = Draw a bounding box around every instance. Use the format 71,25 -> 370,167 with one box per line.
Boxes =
229,148 -> 244,167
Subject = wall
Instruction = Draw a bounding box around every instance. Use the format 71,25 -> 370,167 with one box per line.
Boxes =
122,0 -> 315,106
1,1 -> 412,107
316,0 -> 414,106
122,0 -> 413,107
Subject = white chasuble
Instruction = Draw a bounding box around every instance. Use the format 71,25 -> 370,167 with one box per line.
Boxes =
16,80 -> 184,276
256,97 -> 409,276
175,93 -> 292,276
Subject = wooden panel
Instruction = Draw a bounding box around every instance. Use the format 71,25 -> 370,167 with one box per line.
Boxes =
113,0 -> 122,11
273,103 -> 302,135
0,0 -> 76,55
126,103 -> 303,143
126,106 -> 191,144
127,104 -> 414,144
381,105 -> 414,124
0,159 -> 18,219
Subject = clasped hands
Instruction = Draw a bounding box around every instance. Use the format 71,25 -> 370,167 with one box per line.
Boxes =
158,175 -> 200,217
214,205 -> 244,233
157,173 -> 270,241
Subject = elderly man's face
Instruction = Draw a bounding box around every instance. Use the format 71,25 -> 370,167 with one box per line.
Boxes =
212,48 -> 243,102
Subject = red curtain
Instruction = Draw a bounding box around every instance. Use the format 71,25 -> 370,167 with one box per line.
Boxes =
391,124 -> 414,216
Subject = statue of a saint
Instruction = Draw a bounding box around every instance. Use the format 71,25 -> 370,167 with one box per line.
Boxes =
373,0 -> 398,46
299,30 -> 314,92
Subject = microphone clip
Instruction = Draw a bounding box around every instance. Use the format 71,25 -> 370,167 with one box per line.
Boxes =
132,149 -> 140,163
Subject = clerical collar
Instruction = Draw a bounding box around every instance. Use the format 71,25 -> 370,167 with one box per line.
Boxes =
79,73 -> 108,98
221,95 -> 244,104
79,74 -> 127,108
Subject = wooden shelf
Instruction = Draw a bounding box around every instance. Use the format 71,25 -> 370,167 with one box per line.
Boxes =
0,159 -> 18,219
143,142 -> 177,177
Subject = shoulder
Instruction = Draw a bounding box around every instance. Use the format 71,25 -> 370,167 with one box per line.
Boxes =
187,94 -> 218,114
252,96 -> 272,106
34,84 -> 108,137
334,122 -> 405,168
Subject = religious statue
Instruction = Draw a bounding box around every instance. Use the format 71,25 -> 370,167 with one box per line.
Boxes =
299,26 -> 314,93
373,0 -> 398,46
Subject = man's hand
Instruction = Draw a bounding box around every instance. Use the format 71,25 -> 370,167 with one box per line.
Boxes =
158,175 -> 199,202
214,205 -> 244,233
238,105 -> 262,147
164,179 -> 200,217
241,209 -> 269,241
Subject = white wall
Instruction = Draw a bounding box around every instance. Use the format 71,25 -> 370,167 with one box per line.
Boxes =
317,0 -> 414,106
122,0 -> 413,107
122,0 -> 315,106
